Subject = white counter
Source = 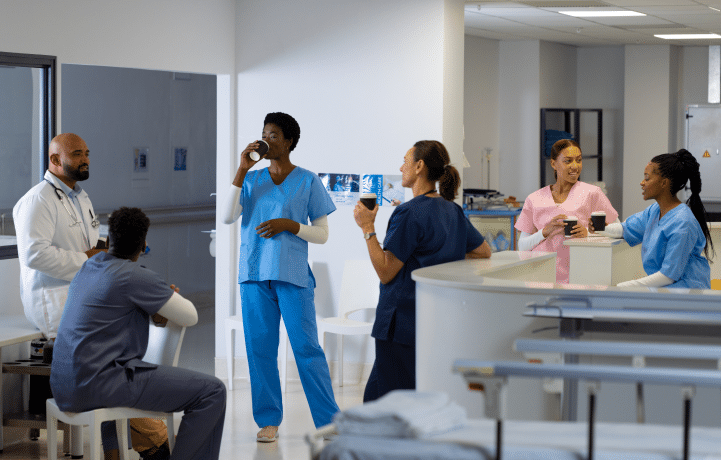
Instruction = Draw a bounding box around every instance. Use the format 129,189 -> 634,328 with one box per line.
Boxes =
563,235 -> 644,285
412,251 -> 721,423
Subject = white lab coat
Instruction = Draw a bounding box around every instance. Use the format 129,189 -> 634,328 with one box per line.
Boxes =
13,171 -> 99,338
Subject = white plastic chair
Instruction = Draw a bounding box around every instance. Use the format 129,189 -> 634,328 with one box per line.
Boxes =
46,321 -> 187,460
317,259 -> 379,387
226,316 -> 290,392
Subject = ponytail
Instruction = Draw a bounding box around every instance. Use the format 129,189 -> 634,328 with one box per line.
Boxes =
412,140 -> 460,201
652,149 -> 714,260
438,164 -> 461,201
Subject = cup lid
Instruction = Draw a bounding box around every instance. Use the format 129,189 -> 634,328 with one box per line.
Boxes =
591,211 -> 606,216
360,192 -> 377,198
564,216 -> 577,220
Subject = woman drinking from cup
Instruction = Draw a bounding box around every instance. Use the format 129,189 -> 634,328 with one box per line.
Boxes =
603,149 -> 713,288
221,112 -> 339,442
515,139 -> 619,283
353,140 -> 491,402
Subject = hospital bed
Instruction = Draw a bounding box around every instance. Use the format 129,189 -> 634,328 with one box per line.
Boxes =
306,355 -> 721,460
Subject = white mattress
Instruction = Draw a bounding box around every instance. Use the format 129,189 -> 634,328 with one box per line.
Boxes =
318,419 -> 721,460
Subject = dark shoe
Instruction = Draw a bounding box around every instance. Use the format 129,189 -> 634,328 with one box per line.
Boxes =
139,441 -> 170,460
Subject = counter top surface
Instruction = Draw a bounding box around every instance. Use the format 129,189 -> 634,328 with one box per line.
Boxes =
411,251 -> 721,306
0,316 -> 42,348
562,235 -> 624,247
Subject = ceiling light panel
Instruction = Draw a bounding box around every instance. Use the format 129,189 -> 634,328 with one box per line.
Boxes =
655,33 -> 721,39
601,0 -> 701,6
558,10 -> 646,16
582,15 -> 674,26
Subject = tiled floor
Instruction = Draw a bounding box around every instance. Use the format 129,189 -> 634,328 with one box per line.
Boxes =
0,294 -> 366,460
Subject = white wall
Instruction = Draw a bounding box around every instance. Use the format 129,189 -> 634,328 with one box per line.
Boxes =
577,46 -> 625,215
623,45 -> 673,218
539,42 -> 576,109
220,0 -> 466,379
464,36 -> 499,190
498,41 -> 540,201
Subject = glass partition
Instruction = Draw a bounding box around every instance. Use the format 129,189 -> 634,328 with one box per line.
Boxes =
0,52 -> 56,257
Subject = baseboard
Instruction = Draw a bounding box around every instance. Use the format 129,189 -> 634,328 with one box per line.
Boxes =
215,357 -> 372,385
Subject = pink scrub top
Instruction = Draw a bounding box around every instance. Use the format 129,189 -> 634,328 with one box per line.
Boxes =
515,181 -> 618,283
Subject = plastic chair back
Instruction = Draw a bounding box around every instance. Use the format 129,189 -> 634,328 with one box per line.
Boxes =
338,259 -> 380,316
142,321 -> 186,367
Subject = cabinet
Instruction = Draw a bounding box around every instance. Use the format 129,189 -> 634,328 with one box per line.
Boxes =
540,108 -> 603,188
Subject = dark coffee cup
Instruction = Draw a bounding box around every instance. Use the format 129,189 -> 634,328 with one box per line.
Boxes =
249,140 -> 269,161
563,216 -> 578,237
360,193 -> 377,210
591,211 -> 606,231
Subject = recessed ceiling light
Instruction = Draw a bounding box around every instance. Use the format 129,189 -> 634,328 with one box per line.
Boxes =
655,33 -> 721,39
559,10 -> 646,17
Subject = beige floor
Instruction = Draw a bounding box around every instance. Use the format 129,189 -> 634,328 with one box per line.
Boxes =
0,379 -> 364,460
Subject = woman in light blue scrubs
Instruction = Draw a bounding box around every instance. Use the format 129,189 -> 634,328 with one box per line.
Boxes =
221,112 -> 339,442
605,149 -> 713,288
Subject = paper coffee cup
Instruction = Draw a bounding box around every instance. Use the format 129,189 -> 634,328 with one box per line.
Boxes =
360,193 -> 377,210
591,211 -> 606,231
249,140 -> 269,161
563,216 -> 578,237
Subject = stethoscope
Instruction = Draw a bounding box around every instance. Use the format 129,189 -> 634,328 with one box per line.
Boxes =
44,179 -> 100,230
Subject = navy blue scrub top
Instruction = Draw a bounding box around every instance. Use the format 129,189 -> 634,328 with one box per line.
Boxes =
372,195 -> 485,346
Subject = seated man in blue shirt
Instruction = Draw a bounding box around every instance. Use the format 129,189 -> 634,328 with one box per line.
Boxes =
50,207 -> 226,460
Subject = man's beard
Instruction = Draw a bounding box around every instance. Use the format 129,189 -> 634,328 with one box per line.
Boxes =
64,163 -> 89,181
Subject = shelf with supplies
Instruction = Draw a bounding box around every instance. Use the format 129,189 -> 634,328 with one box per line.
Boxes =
464,208 -> 522,252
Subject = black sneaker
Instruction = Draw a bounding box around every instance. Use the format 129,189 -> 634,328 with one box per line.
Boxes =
139,441 -> 170,460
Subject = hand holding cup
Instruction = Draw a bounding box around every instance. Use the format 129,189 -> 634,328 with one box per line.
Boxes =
590,211 -> 606,232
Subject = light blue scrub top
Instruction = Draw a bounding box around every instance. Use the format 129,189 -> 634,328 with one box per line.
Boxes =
238,166 -> 335,288
623,203 -> 710,289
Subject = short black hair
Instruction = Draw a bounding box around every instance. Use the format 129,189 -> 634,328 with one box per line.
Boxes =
264,112 -> 300,151
107,207 -> 150,259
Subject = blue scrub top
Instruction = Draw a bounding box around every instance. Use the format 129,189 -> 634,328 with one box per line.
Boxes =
50,252 -> 174,411
623,203 -> 710,289
238,166 -> 336,288
373,195 -> 485,346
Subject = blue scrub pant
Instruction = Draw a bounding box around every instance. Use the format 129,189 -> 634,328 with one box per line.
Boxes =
100,365 -> 226,460
240,280 -> 339,428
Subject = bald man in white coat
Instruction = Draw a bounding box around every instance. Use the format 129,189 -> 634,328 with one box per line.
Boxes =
13,133 -> 103,338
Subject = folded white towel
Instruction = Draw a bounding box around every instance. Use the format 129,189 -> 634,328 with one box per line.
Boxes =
333,390 -> 467,438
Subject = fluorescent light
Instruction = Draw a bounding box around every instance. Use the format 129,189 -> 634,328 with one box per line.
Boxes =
709,6 -> 720,12
655,34 -> 721,39
559,10 -> 646,17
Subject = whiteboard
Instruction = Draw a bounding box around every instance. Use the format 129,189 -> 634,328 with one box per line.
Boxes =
687,105 -> 721,201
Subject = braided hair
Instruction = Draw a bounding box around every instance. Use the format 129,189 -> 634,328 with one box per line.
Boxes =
412,140 -> 460,201
651,149 -> 714,260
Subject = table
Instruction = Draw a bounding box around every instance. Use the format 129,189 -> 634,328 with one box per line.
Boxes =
0,316 -> 43,452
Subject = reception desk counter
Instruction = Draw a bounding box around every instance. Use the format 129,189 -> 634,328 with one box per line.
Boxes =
563,236 -> 644,286
412,251 -> 721,423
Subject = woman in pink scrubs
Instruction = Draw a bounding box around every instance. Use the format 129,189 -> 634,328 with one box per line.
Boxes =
515,139 -> 619,283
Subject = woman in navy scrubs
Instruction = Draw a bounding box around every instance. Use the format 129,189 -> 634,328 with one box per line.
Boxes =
353,140 -> 492,402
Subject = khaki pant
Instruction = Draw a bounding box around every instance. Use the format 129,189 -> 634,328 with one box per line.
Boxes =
129,418 -> 168,452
